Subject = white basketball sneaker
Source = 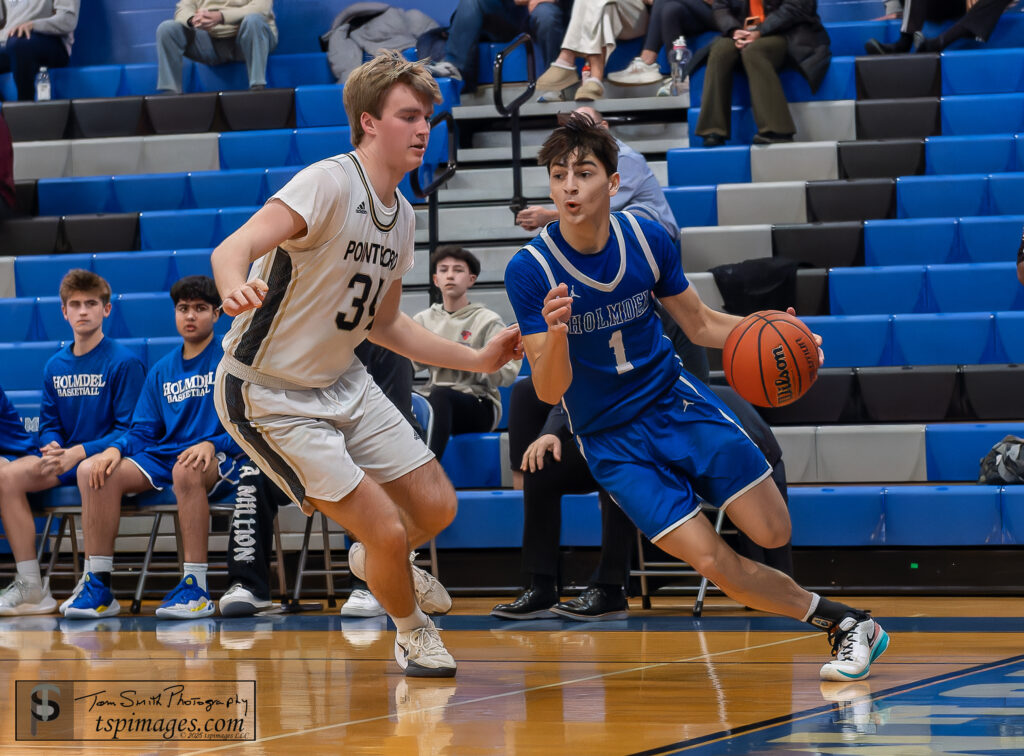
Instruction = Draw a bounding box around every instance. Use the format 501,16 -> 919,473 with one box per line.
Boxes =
394,618 -> 457,678
0,576 -> 57,616
820,615 -> 889,681
348,543 -> 452,614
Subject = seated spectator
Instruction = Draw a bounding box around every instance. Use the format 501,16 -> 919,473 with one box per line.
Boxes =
864,0 -> 1015,54
156,0 -> 277,94
0,270 -> 144,616
425,0 -> 571,93
413,246 -> 521,459
0,0 -> 79,101
68,276 -> 242,620
516,105 -> 679,240
534,0 -> 649,101
695,0 -> 831,147
607,0 -> 717,88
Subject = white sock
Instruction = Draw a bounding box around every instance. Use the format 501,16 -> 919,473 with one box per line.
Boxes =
552,60 -> 575,70
802,592 -> 821,623
16,560 -> 42,587
83,557 -> 91,575
393,608 -> 430,633
184,563 -> 208,591
90,555 -> 113,575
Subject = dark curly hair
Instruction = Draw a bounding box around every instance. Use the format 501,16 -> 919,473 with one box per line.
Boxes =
537,111 -> 618,178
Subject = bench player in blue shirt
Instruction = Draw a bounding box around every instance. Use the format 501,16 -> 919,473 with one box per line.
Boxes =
68,276 -> 244,620
504,113 -> 889,682
0,385 -> 35,462
0,270 -> 145,617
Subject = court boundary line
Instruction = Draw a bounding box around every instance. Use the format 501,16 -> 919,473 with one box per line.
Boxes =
179,631 -> 824,755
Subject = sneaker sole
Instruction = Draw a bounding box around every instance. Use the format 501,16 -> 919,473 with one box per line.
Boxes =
0,595 -> 58,616
490,608 -> 557,620
607,75 -> 664,86
64,599 -> 121,620
549,607 -> 629,622
340,607 -> 387,618
156,603 -> 216,620
820,626 -> 890,681
219,600 -> 270,618
394,638 -> 458,678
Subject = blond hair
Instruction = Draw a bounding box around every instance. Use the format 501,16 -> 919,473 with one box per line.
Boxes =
59,269 -> 111,305
343,51 -> 441,146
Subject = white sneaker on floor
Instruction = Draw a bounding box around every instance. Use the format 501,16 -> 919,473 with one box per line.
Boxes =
340,588 -> 385,617
0,576 -> 57,616
607,57 -> 663,85
219,583 -> 272,618
820,616 -> 890,681
348,543 -> 452,614
394,618 -> 457,678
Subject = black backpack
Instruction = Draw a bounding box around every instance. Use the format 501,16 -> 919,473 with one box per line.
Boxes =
978,435 -> 1024,484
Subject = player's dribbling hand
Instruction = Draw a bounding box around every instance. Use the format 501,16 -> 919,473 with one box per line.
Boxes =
543,283 -> 573,333
479,324 -> 524,373
222,279 -> 268,317
785,306 -> 825,366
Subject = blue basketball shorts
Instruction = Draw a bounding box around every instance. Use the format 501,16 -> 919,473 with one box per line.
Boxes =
126,449 -> 241,500
577,374 -> 773,543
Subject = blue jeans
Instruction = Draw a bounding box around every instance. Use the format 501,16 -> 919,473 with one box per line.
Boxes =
444,0 -> 569,91
156,15 -> 278,93
0,33 -> 69,101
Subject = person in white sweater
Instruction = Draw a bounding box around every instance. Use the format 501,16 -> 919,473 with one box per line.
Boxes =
413,246 -> 522,458
0,0 -> 79,101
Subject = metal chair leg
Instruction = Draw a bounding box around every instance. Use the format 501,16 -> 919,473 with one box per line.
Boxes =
319,513 -> 337,608
428,538 -> 439,578
693,508 -> 727,617
133,511 -> 164,615
291,514 -> 314,604
636,530 -> 651,610
272,515 -> 287,601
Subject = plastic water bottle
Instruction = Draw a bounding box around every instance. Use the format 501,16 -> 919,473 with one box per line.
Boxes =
35,67 -> 51,101
669,37 -> 691,96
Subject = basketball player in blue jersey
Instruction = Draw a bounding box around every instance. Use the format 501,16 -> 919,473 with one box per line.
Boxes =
504,113 -> 888,682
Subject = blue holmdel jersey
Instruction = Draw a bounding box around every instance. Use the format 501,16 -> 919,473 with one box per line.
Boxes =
505,212 -> 690,435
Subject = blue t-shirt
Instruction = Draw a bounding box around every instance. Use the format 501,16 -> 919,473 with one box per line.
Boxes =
112,339 -> 242,459
505,211 -> 689,435
0,384 -> 34,457
39,337 -> 146,456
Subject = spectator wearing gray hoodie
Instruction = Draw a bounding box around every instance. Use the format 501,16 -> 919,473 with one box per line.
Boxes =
0,0 -> 79,101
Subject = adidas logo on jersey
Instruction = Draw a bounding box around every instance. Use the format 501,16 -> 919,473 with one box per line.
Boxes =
356,201 -> 368,215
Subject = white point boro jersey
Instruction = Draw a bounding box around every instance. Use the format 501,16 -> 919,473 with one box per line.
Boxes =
222,152 -> 415,388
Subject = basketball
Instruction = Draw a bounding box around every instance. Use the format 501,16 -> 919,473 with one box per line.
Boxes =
723,311 -> 819,408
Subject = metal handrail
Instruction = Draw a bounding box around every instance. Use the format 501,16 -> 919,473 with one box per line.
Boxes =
492,33 -> 537,218
409,110 -> 458,199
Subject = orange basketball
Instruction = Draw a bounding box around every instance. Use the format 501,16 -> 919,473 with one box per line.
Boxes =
723,311 -> 819,408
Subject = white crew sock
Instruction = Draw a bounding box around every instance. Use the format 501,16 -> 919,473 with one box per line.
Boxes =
183,562 -> 208,591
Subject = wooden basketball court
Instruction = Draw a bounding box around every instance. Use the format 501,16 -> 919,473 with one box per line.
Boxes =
2,596 -> 1022,754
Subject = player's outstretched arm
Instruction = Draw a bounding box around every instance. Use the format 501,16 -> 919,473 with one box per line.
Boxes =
211,199 -> 307,316
659,287 -> 743,350
369,282 -> 524,373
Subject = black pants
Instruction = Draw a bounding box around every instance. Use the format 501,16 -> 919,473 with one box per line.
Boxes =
425,385 -> 495,459
0,33 -> 69,101
508,377 -> 634,589
642,0 -> 716,54
902,0 -> 1014,41
226,462 -> 288,601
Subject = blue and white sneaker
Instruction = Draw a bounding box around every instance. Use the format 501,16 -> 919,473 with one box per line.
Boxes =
62,572 -> 120,619
155,576 -> 215,620
820,616 -> 889,681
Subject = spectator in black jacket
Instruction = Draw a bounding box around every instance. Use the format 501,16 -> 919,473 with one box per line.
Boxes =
864,0 -> 1015,54
695,0 -> 831,147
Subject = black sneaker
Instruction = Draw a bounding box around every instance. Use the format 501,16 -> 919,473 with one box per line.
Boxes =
491,587 -> 558,620
549,586 -> 628,622
753,132 -> 794,145
702,134 -> 726,148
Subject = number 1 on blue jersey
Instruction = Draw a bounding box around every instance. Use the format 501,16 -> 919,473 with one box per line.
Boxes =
608,329 -> 634,374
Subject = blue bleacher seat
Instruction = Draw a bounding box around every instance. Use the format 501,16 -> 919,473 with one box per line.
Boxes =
37,176 -> 113,216
294,85 -> 347,128
788,487 -> 884,546
926,423 -> 1024,481
781,56 -> 856,102
987,173 -> 1024,215
34,296 -> 75,341
863,218 -> 959,266
825,21 -> 894,56
0,72 -> 17,101
828,266 -> 927,315
268,53 -> 334,89
994,311 -> 1024,363
667,146 -> 751,187
116,293 -> 176,338
50,65 -> 122,99
927,263 -> 1023,314
941,49 -> 1024,96
265,166 -> 301,196
958,215 -> 1024,263
0,298 -> 39,342
188,168 -> 265,209
1017,134 -> 1024,172
664,186 -> 717,228
193,61 -> 249,93
93,251 -> 174,294
890,312 -> 993,365
118,337 -> 148,368
14,253 -> 93,298
219,130 -> 295,170
140,209 -> 218,250
896,174 -> 988,219
440,433 -> 503,489
435,490 -> 524,549
171,249 -> 214,279
119,63 -> 160,96
476,42 -> 529,86
687,106 -> 757,146
146,336 -> 181,367
941,93 -> 1024,136
111,173 -> 189,213
216,207 -> 256,242
925,135 -> 1016,175
885,485 -> 1000,544
1001,487 -> 1024,545
801,315 -> 891,367
293,127 -> 353,166
0,342 -> 59,392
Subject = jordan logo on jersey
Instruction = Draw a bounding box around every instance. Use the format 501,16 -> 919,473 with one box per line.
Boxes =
355,201 -> 367,215
569,285 -> 582,299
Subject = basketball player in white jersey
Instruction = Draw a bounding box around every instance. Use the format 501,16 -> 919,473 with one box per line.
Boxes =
210,52 -> 523,678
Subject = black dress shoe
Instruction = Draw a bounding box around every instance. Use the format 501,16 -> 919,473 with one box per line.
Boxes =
752,132 -> 794,145
702,134 -> 726,148
491,587 -> 558,620
864,37 -> 911,55
549,585 -> 628,622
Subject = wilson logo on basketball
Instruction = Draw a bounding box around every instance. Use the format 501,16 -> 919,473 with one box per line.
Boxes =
772,345 -> 793,405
